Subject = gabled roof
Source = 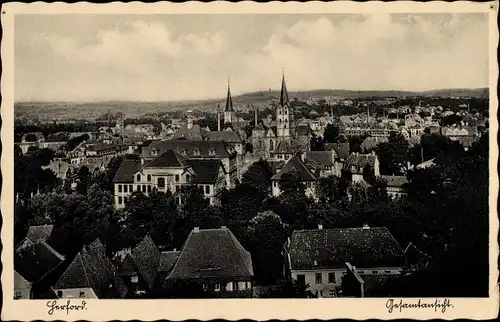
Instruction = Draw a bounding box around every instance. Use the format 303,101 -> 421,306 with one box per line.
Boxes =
304,151 -> 334,170
271,155 -> 317,182
203,130 -> 242,143
142,140 -> 231,159
172,124 -> 203,141
15,270 -> 32,289
344,153 -> 378,170
167,227 -> 253,280
130,235 -> 161,290
274,139 -> 294,154
14,241 -> 65,283
53,239 -> 127,298
187,159 -> 224,184
25,224 -> 54,244
360,136 -> 388,152
380,175 -> 408,188
112,159 -> 141,183
158,251 -> 180,274
404,242 -> 430,266
324,142 -> 350,160
143,149 -> 188,169
289,227 -> 405,270
253,123 -> 266,131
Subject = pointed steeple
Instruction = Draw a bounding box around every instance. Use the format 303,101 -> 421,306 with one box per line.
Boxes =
225,79 -> 234,112
280,69 -> 289,106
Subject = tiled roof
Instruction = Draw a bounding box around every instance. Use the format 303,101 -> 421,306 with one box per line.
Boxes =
86,143 -> 118,152
131,235 -> 161,290
53,239 -> 128,298
304,151 -> 334,170
117,254 -> 137,276
112,159 -> 142,183
295,124 -> 311,137
158,251 -> 180,274
25,224 -> 54,244
404,242 -> 430,266
14,241 -> 65,283
360,136 -> 388,152
14,270 -> 32,289
167,227 -> 253,280
187,159 -> 224,184
289,227 -> 405,270
324,143 -> 350,160
143,149 -> 188,169
274,139 -> 293,154
253,123 -> 266,131
203,130 -> 242,143
380,175 -> 408,188
271,155 -> 317,182
142,140 -> 231,159
172,124 -> 203,140
344,153 -> 378,170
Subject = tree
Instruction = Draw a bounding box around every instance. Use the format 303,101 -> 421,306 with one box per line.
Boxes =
258,279 -> 313,298
316,176 -> 341,203
323,124 -> 341,143
310,135 -> 325,151
34,148 -> 55,166
375,131 -> 410,175
241,159 -> 273,193
25,133 -> 38,142
245,211 -> 287,285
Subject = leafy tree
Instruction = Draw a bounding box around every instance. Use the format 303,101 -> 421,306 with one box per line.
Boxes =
25,133 -> 38,142
245,211 -> 287,285
310,135 -> 325,151
241,159 -> 273,193
375,131 -> 410,175
316,176 -> 341,203
440,114 -> 463,126
34,148 -> 55,166
258,279 -> 313,298
323,124 -> 342,143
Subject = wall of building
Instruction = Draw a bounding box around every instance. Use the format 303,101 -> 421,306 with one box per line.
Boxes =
14,286 -> 31,299
54,287 -> 97,299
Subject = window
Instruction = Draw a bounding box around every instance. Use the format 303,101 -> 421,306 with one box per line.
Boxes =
208,148 -> 216,156
329,289 -> 335,297
214,283 -> 221,292
328,272 -> 335,284
118,196 -> 123,204
79,291 -> 85,298
269,140 -> 274,151
147,174 -> 151,182
147,185 -> 152,193
14,291 -> 22,299
142,185 -> 146,192
136,174 -> 141,182
232,281 -> 239,291
385,270 -> 392,274
175,174 -> 180,182
124,185 -> 128,193
295,274 -> 306,287
57,290 -> 63,298
131,275 -> 139,283
205,185 -> 210,195
129,185 -> 133,192
193,148 -> 201,156
118,185 -> 122,193
158,178 -> 165,188
372,270 -> 378,274
315,273 -> 322,284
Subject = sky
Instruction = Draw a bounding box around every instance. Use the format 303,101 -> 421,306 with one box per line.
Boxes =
15,13 -> 489,102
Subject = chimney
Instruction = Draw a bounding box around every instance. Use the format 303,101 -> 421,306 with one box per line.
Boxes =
318,224 -> 323,230
217,106 -> 221,131
221,226 -> 227,230
193,227 -> 200,232
362,224 -> 370,229
173,248 -> 177,251
254,108 -> 258,126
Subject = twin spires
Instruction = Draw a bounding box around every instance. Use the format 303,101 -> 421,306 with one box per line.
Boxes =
225,79 -> 234,112
280,70 -> 290,107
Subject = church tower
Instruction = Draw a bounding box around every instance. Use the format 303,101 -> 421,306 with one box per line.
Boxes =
276,71 -> 293,138
223,80 -> 236,126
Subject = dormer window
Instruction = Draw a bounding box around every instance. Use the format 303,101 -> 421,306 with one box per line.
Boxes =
136,174 -> 141,182
208,148 -> 216,156
193,148 -> 201,156
151,149 -> 158,156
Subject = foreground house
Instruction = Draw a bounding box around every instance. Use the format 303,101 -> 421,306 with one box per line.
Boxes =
343,152 -> 380,183
284,225 -> 405,298
53,239 -> 128,299
166,226 -> 254,298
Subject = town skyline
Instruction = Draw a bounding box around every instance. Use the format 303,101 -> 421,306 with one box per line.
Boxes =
15,13 -> 489,102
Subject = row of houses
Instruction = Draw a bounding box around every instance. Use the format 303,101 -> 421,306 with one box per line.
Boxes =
15,223 -> 427,299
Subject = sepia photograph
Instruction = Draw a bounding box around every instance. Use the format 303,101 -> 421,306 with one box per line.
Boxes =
3,1 -> 498,320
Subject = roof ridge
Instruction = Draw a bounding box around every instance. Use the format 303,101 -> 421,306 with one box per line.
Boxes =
40,240 -> 65,261
165,230 -> 194,280
77,253 -> 92,290
226,229 -> 253,276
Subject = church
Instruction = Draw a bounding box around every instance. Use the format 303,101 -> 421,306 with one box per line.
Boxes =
250,73 -> 313,161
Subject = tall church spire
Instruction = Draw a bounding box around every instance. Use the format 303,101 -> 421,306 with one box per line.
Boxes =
225,79 -> 234,112
280,69 -> 289,106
